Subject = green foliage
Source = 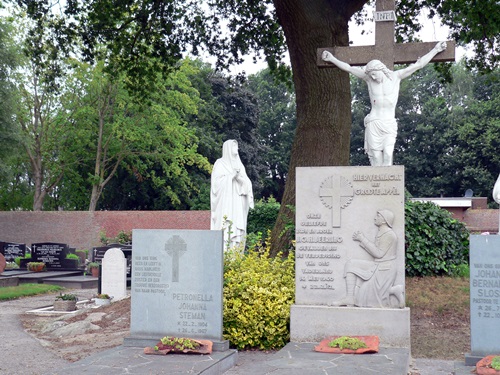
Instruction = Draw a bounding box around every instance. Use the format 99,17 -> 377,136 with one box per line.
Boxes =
223,240 -> 295,350
405,200 -> 470,277
65,253 -> 79,261
14,253 -> 30,266
55,293 -> 78,301
95,293 -> 110,299
492,356 -> 500,370
158,336 -> 200,350
0,284 -> 63,301
99,230 -> 132,245
247,197 -> 280,235
328,336 -> 367,350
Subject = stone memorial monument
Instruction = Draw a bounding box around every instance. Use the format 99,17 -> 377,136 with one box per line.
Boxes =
210,140 -> 254,248
291,166 -> 409,347
494,173 -> 500,233
466,235 -> 500,365
318,0 -> 455,166
125,229 -> 228,351
102,248 -> 127,300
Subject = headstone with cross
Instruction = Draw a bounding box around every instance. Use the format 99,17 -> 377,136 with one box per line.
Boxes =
317,0 -> 455,70
319,175 -> 354,228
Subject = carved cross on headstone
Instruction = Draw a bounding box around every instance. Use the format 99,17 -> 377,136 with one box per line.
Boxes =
319,176 -> 354,228
165,235 -> 187,283
317,0 -> 455,70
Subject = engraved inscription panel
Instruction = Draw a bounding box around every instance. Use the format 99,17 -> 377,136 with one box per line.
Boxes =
295,166 -> 405,307
131,229 -> 224,341
470,235 -> 500,355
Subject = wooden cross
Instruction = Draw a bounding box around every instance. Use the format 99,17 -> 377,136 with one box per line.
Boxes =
319,176 -> 354,228
317,0 -> 455,70
165,235 -> 187,283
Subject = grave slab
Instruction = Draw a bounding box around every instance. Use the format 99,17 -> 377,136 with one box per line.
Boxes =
126,229 -> 226,350
293,166 -> 409,348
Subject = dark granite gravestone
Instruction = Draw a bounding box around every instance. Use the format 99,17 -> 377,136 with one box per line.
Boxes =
28,242 -> 78,270
0,242 -> 26,262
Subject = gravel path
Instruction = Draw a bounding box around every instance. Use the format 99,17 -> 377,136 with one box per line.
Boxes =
0,289 -> 95,375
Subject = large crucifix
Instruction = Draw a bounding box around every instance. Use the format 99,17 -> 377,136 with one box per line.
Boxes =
317,0 -> 455,167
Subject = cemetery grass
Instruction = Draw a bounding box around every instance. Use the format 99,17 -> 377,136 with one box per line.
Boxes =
0,284 -> 62,301
407,276 -> 470,360
18,276 -> 470,362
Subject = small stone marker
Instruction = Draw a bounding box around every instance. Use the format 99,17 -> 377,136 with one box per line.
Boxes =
126,229 -> 227,351
102,248 -> 127,300
291,166 -> 410,348
0,253 -> 6,273
466,235 -> 500,365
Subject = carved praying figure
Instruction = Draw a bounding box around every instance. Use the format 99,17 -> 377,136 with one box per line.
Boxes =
210,140 -> 254,249
322,42 -> 446,166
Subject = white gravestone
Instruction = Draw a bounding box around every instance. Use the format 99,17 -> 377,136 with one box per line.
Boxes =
466,235 -> 500,365
102,248 -> 127,300
126,229 -> 227,351
291,166 -> 410,347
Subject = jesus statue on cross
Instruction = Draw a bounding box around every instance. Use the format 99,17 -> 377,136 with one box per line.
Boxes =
322,41 -> 447,167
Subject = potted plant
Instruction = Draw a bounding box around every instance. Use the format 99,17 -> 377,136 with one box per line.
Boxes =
53,293 -> 78,311
87,262 -> 100,277
27,262 -> 46,272
476,355 -> 500,375
94,293 -> 112,306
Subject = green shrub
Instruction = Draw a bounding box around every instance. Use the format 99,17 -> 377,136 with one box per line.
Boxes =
405,200 -> 469,277
15,253 -> 31,266
66,253 -> 79,261
223,239 -> 295,350
247,197 -> 280,235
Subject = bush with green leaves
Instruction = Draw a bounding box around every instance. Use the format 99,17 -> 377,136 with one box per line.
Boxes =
223,237 -> 294,350
405,200 -> 469,277
247,197 -> 280,236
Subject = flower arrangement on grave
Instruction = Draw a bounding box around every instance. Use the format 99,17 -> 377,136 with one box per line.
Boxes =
314,335 -> 379,354
87,262 -> 100,277
476,355 -> 500,375
144,336 -> 213,355
94,293 -> 112,306
328,336 -> 367,350
27,262 -> 46,272
53,293 -> 78,311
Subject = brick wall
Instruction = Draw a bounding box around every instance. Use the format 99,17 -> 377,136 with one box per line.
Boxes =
463,209 -> 499,234
0,211 -> 210,250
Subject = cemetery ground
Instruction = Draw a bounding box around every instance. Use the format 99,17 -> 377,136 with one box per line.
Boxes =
13,276 -> 470,364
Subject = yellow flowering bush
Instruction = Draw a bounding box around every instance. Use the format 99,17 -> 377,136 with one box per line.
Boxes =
223,236 -> 295,350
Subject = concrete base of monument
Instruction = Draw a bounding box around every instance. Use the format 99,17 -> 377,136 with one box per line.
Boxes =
290,304 -> 411,348
123,336 -> 230,352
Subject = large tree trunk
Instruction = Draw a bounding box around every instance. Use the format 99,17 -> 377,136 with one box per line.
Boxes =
270,0 -> 366,256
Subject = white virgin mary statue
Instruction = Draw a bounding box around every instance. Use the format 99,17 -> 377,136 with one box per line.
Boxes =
211,140 -> 254,248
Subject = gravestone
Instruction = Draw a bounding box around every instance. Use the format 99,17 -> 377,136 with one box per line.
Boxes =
466,235 -> 500,365
101,248 -> 127,300
93,244 -> 133,277
29,242 -> 78,270
291,166 -> 410,347
125,229 -> 227,351
0,242 -> 26,263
